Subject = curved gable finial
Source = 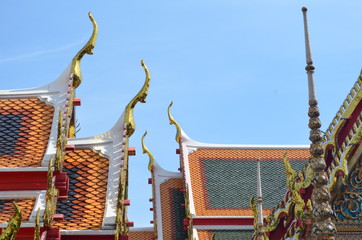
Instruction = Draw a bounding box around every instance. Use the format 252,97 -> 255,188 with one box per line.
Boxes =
71,12 -> 98,88
141,131 -> 155,172
168,101 -> 182,143
125,60 -> 150,136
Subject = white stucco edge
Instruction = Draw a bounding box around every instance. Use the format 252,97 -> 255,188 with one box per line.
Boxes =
153,160 -> 182,240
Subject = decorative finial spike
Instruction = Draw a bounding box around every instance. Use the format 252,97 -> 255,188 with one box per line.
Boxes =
302,6 -> 317,102
302,8 -> 336,238
256,158 -> 264,226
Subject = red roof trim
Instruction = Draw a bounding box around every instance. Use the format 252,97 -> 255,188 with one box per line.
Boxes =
0,171 -> 47,191
193,217 -> 254,225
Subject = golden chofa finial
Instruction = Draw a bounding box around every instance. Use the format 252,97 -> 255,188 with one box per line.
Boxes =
71,12 -> 98,88
125,60 -> 151,136
141,131 -> 155,172
168,101 -> 182,143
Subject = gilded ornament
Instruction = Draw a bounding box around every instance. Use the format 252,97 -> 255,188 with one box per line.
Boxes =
141,131 -> 155,171
55,109 -> 65,171
283,153 -> 312,190
250,196 -> 258,231
326,121 -> 362,191
140,131 -> 158,238
124,60 -> 150,136
71,12 -> 98,88
168,101 -> 182,143
34,209 -> 40,240
0,202 -> 22,240
250,196 -> 269,240
44,157 -> 59,227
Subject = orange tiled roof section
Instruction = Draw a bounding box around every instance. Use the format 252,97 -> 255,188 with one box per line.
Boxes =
55,149 -> 109,230
188,148 -> 310,216
0,98 -> 54,167
0,198 -> 35,222
128,231 -> 154,240
160,178 -> 186,239
197,230 -> 213,240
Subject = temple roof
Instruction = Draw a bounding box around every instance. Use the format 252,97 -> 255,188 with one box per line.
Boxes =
55,149 -> 109,230
0,98 -> 54,167
0,65 -> 74,169
179,133 -> 310,217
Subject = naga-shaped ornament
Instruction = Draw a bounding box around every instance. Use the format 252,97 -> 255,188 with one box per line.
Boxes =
71,12 -> 98,88
124,60 -> 150,136
0,202 -> 22,240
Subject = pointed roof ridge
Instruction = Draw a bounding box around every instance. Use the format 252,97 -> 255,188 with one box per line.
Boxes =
168,104 -> 309,149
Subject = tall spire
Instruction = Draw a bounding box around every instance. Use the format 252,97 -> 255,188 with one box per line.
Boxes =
302,7 -> 317,102
256,158 -> 264,227
256,158 -> 266,240
302,7 -> 336,239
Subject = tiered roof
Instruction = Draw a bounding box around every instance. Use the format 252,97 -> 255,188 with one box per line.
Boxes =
2,6 -> 362,240
0,12 -> 151,240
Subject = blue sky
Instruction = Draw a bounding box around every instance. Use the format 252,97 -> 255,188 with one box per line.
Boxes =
1,1 -> 362,227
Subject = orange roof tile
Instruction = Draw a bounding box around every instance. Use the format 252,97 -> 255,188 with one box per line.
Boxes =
0,198 -> 35,222
187,148 -> 309,216
0,98 -> 54,167
55,149 -> 109,230
128,231 -> 154,240
197,229 -> 254,239
197,230 -> 213,239
160,178 -> 188,239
